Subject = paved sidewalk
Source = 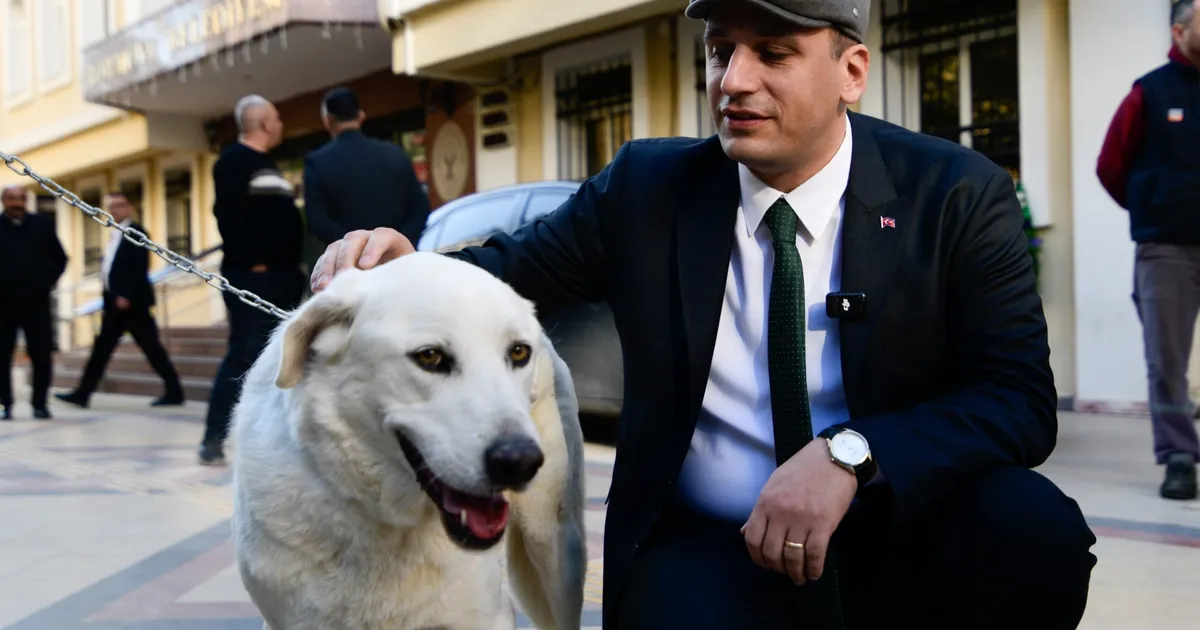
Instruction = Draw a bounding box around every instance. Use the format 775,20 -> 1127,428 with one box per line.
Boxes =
1,382 -> 1198,628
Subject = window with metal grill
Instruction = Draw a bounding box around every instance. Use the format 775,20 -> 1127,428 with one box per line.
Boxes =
554,54 -> 634,181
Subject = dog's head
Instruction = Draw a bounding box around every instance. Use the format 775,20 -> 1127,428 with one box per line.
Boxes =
274,253 -> 547,550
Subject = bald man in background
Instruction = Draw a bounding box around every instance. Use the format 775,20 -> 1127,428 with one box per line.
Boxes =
0,185 -> 68,420
199,94 -> 304,465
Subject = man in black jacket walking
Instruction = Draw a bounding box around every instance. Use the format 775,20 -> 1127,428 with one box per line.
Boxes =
0,185 -> 67,420
303,87 -> 431,247
55,193 -> 184,409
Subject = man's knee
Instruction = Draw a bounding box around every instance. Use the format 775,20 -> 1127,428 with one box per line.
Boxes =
965,467 -> 1096,558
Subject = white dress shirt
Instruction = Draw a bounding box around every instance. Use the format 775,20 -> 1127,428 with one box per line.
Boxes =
676,115 -> 854,523
100,218 -> 132,290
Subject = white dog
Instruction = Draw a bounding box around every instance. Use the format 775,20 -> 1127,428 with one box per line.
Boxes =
230,252 -> 588,630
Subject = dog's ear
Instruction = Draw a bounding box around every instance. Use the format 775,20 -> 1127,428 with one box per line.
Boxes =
275,292 -> 358,389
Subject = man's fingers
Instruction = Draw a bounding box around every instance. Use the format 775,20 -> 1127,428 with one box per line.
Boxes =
742,511 -> 769,571
359,228 -> 411,267
334,230 -> 372,275
760,518 -> 788,575
803,528 -> 831,582
782,528 -> 809,585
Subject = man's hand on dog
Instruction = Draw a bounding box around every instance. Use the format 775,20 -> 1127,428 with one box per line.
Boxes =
741,439 -> 858,586
311,228 -> 416,292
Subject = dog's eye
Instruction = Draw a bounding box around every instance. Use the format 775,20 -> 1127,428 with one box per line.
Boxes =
508,343 -> 532,367
411,348 -> 451,373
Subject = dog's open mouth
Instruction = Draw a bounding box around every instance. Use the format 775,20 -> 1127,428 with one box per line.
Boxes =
395,432 -> 510,550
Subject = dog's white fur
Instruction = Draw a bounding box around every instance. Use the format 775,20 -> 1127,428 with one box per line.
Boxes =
230,253 -> 588,630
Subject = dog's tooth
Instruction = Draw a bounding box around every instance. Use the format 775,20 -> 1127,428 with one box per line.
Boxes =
460,510 -> 469,526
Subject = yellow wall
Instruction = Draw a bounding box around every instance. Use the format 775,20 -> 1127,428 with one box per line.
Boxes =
514,56 -> 544,184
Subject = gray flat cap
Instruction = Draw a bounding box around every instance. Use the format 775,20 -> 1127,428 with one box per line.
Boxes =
685,0 -> 870,44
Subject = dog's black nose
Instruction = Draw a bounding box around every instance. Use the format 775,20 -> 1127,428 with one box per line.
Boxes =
485,436 -> 544,488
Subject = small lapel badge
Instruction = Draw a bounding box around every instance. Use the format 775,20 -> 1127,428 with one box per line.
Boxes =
880,216 -> 896,229
1169,108 -> 1185,123
826,292 -> 867,321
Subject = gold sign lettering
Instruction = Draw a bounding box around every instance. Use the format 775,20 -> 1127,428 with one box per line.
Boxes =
84,0 -> 286,86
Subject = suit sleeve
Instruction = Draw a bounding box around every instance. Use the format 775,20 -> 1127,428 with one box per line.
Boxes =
47,223 -> 68,283
1096,84 -> 1145,210
846,168 -> 1057,523
303,155 -> 349,245
446,143 -> 624,315
396,152 -> 432,245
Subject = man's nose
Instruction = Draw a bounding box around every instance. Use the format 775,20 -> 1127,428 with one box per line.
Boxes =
720,47 -> 761,96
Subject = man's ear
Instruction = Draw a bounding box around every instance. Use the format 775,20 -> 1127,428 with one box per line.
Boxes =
275,292 -> 358,389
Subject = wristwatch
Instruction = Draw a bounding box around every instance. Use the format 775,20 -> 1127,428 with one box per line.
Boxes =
817,426 -> 878,486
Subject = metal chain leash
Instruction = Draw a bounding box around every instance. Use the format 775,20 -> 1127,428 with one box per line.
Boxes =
2,150 -> 290,320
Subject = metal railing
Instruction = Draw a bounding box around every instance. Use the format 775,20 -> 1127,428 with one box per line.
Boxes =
55,243 -> 225,346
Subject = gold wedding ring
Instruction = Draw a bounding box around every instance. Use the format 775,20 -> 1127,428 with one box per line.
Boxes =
783,540 -> 805,550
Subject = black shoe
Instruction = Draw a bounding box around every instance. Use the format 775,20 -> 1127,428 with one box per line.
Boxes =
33,408 -> 52,420
198,441 -> 226,466
1161,453 -> 1198,501
1,405 -> 11,421
54,392 -> 89,409
151,395 -> 185,407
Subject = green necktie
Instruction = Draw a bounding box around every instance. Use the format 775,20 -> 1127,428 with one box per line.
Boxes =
764,196 -> 846,630
764,196 -> 812,464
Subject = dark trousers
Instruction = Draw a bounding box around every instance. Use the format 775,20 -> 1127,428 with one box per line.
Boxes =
617,467 -> 1097,630
0,301 -> 54,410
1134,242 -> 1200,463
74,301 -> 182,400
202,267 -> 304,445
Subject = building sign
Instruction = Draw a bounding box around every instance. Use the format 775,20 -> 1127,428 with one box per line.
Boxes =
83,0 -> 378,102
83,0 -> 290,99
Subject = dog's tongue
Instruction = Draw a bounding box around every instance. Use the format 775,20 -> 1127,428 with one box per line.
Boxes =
443,489 -> 509,539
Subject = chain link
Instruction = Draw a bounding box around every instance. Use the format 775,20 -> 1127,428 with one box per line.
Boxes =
2,149 -> 291,320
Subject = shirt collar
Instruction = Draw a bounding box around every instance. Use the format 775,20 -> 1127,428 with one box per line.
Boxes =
738,114 -> 853,242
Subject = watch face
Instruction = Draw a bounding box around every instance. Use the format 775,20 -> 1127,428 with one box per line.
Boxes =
830,431 -> 870,467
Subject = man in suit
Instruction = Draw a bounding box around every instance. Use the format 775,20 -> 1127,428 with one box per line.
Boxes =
0,185 -> 67,420
310,1 -> 1097,628
55,193 -> 185,409
302,87 -> 431,247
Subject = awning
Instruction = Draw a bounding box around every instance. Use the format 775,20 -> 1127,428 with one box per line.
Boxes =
385,0 -> 680,78
82,0 -> 392,117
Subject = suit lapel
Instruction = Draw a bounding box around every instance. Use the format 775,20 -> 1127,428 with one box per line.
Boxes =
677,140 -> 741,421
838,113 -> 902,418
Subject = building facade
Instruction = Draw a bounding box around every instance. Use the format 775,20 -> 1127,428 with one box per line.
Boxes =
1,0 -> 476,352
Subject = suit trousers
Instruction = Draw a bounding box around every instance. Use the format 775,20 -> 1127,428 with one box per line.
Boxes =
0,300 -> 54,409
616,466 -> 1097,630
1133,242 -> 1200,463
75,303 -> 182,400
202,267 -> 304,445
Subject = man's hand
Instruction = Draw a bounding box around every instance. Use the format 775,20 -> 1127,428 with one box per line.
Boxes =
115,297 -> 131,310
310,228 -> 416,293
741,439 -> 858,585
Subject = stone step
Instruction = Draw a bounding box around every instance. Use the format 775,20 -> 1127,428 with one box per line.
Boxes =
56,352 -> 222,380
52,368 -> 212,403
159,326 -> 229,340
111,336 -> 229,358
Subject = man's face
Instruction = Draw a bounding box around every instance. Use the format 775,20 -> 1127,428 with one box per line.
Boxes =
1,187 -> 27,219
107,196 -> 132,223
704,4 -> 867,181
1174,2 -> 1200,57
263,103 -> 285,148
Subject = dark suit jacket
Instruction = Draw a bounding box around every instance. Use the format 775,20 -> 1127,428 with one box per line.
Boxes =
450,112 -> 1056,627
0,211 -> 67,304
303,130 -> 431,246
104,221 -> 155,310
